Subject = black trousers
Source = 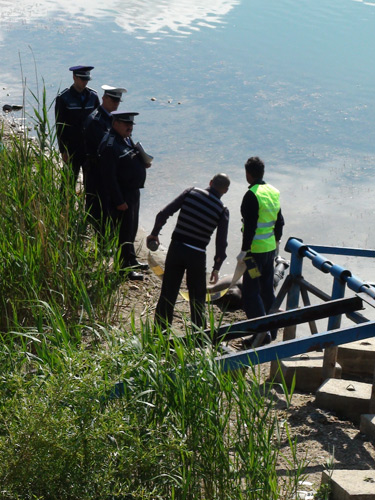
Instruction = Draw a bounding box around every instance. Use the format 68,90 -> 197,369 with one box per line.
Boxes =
155,241 -> 207,330
112,190 -> 140,268
242,249 -> 277,339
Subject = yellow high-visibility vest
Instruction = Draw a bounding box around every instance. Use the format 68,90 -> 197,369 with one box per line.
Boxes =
249,183 -> 280,253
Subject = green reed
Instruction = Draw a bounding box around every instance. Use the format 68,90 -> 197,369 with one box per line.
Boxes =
0,103 -> 122,332
0,314 -> 304,500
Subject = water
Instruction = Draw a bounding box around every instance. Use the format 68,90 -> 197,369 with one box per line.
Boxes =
1,0 -> 375,285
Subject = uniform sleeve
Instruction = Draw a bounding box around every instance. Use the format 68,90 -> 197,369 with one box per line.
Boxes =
240,190 -> 259,252
84,116 -> 105,156
54,94 -> 68,153
151,188 -> 191,236
99,145 -> 124,207
213,207 -> 229,271
274,208 -> 284,242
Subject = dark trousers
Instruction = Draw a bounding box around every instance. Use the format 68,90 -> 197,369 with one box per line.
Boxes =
111,190 -> 140,268
155,241 -> 207,330
242,250 -> 276,336
84,159 -> 109,236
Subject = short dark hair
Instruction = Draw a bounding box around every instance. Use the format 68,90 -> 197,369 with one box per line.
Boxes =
211,173 -> 230,192
245,157 -> 265,179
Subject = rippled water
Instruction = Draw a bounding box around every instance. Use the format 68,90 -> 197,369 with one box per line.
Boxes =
1,0 -> 375,280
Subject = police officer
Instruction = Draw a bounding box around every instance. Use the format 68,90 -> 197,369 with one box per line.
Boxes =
98,111 -> 151,280
55,65 -> 100,190
83,85 -> 127,225
236,156 -> 284,343
147,173 -> 230,330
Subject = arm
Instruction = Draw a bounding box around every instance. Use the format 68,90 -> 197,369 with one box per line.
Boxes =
212,207 -> 229,272
147,188 -> 191,247
274,208 -> 284,242
54,94 -> 68,155
99,145 -> 125,209
151,188 -> 191,236
241,190 -> 259,252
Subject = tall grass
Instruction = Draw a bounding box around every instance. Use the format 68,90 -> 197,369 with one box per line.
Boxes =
0,312 -> 304,500
0,95 -> 122,333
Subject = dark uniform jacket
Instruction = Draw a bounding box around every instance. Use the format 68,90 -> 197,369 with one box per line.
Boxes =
83,105 -> 112,157
83,105 -> 113,198
55,85 -> 99,159
98,129 -> 147,212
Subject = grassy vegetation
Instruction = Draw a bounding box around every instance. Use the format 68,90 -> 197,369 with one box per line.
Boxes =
0,100 -> 306,499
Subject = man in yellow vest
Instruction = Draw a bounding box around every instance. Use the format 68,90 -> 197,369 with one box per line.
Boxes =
237,156 -> 284,344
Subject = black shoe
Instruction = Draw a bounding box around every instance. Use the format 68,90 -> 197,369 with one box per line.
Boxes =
242,331 -> 272,349
130,261 -> 149,271
127,271 -> 144,281
261,332 -> 272,345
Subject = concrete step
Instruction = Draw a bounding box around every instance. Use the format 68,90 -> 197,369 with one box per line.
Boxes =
321,469 -> 375,499
270,352 -> 342,392
316,378 -> 372,423
337,338 -> 375,378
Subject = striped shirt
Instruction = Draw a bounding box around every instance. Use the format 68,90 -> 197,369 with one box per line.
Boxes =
151,186 -> 229,271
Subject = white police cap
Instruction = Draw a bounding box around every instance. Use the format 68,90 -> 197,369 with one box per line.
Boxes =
101,85 -> 127,101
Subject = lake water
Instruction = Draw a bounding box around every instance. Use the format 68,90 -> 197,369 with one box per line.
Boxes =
1,0 -> 375,285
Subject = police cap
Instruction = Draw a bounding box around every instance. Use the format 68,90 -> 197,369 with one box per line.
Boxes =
69,65 -> 94,80
111,111 -> 139,123
101,85 -> 127,102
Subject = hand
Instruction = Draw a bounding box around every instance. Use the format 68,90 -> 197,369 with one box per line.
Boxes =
146,235 -> 159,245
236,250 -> 247,263
210,270 -> 219,284
117,202 -> 128,211
145,162 -> 152,169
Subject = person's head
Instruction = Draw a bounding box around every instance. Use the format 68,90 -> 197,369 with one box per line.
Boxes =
244,156 -> 265,184
70,65 -> 94,93
111,111 -> 139,138
210,173 -> 230,195
101,85 -> 127,113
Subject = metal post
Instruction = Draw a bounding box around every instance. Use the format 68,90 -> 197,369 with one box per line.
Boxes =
322,273 -> 346,380
283,239 -> 304,340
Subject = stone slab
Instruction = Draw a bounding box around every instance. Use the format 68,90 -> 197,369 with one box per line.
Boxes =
360,414 -> 375,442
316,378 -> 372,423
270,352 -> 342,392
321,469 -> 375,500
338,338 -> 375,377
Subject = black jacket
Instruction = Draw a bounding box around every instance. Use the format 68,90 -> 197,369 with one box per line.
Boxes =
55,85 -> 99,157
98,129 -> 147,210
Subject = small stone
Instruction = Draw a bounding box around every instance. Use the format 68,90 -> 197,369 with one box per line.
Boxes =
150,97 -> 157,101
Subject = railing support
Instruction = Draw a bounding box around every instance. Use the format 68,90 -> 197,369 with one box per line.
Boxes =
283,239 -> 304,341
323,274 -> 347,380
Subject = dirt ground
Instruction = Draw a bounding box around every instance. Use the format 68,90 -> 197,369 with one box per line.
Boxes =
118,235 -> 375,498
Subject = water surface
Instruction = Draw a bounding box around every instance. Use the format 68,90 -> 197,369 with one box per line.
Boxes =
1,0 -> 375,283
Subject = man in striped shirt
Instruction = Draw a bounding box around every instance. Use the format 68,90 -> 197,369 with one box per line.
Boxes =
147,173 -> 230,330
